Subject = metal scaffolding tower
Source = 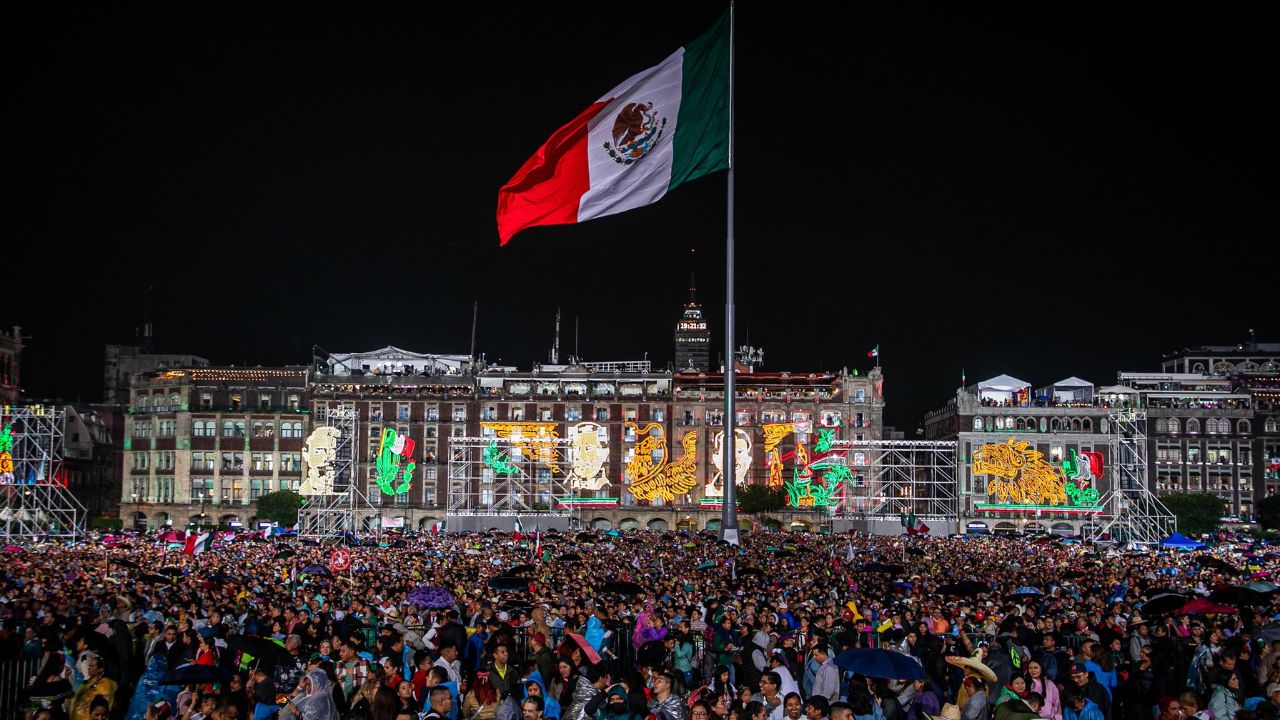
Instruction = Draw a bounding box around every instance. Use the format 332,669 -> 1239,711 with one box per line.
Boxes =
830,439 -> 959,523
298,407 -> 375,538
447,436 -> 574,517
1,406 -> 85,541
1089,410 -> 1175,545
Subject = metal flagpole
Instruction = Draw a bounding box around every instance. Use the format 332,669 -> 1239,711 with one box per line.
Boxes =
720,1 -> 740,546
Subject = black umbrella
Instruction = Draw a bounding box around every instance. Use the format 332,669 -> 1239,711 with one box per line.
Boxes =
160,663 -> 232,686
157,567 -> 184,576
488,576 -> 530,591
110,558 -> 140,569
391,540 -> 407,548
1208,587 -> 1269,607
1196,556 -> 1241,574
224,636 -> 289,668
300,564 -> 332,576
273,548 -> 297,560
937,581 -> 990,597
139,573 -> 171,584
602,580 -> 644,596
575,532 -> 596,542
862,563 -> 905,575
1140,592 -> 1189,616
301,539 -> 320,546
624,537 -> 643,545
738,567 -> 763,577
502,564 -> 537,576
557,553 -> 582,562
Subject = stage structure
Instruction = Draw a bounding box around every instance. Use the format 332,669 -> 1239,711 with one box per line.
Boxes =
448,424 -> 586,530
0,406 -> 85,541
298,407 -> 375,538
1089,410 -> 1175,545
830,440 -> 959,531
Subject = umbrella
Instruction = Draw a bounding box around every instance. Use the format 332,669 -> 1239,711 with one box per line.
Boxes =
159,664 -> 232,686
602,580 -> 644,596
832,648 -> 928,680
2,545 -> 23,552
1139,592 -> 1189,616
1208,587 -> 1269,606
1196,556 -> 1241,575
738,567 -> 763,577
464,549 -> 483,556
157,567 -> 184,576
488,576 -> 529,591
1007,586 -> 1045,598
109,558 -> 140,569
1246,582 -> 1280,594
862,563 -> 905,575
300,564 -> 332,576
391,540 -> 407,548
561,632 -> 602,665
1259,623 -> 1280,644
301,539 -> 320,547
1177,598 -> 1239,615
557,553 -> 582,562
406,585 -> 456,609
575,533 -> 596,543
937,581 -> 989,597
223,635 -> 290,667
273,548 -> 297,560
696,561 -> 717,570
139,573 -> 171,584
502,564 -> 537,576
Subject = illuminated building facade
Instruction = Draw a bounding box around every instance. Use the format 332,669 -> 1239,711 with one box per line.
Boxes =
119,367 -> 309,529
673,288 -> 710,372
924,374 -> 1115,535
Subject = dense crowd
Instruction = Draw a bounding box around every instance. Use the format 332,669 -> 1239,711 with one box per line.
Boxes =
4,530 -> 1280,720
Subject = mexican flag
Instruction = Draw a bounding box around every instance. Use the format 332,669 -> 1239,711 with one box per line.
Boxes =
513,516 -> 523,542
496,11 -> 729,245
184,531 -> 213,556
900,512 -> 929,536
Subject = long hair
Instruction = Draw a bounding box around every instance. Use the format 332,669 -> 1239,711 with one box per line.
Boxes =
471,671 -> 498,705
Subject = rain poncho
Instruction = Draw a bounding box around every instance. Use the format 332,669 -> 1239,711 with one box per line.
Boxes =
524,671 -> 561,720
584,616 -> 605,652
285,669 -> 340,720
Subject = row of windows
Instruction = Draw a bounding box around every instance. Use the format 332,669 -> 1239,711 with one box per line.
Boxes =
1154,418 -> 1252,435
973,416 -> 1103,433
190,477 -> 301,504
189,451 -> 303,472
191,420 -> 306,438
136,393 -> 302,411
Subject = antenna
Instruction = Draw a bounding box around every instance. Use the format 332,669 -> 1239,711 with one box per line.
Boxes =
575,316 -> 580,362
470,301 -> 478,367
550,308 -> 561,365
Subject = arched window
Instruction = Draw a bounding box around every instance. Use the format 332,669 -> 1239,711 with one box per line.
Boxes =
996,417 -> 1005,430
1051,419 -> 1061,432
1039,418 -> 1048,433
1071,419 -> 1082,431
1239,419 -> 1251,434
137,395 -> 149,409
170,393 -> 181,408
223,421 -> 235,437
973,417 -> 984,431
1082,418 -> 1093,432
1213,362 -> 1234,375
1238,362 -> 1259,372
1186,418 -> 1201,434
1016,418 -> 1026,430
1167,418 -> 1179,435
1193,363 -> 1206,373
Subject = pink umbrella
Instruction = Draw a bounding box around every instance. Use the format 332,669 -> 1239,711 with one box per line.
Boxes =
2,546 -> 22,553
1177,598 -> 1239,615
561,632 -> 602,665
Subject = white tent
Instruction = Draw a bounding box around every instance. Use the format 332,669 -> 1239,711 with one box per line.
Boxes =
977,374 -> 1030,404
1038,376 -> 1094,404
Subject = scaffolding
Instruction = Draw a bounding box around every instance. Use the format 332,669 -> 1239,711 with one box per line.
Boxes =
447,436 -> 576,517
1,406 -> 85,541
298,407 -> 376,538
1089,410 -> 1176,545
829,440 -> 959,523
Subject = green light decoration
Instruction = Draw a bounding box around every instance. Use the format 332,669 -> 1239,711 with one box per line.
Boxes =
785,459 -> 848,508
0,422 -> 12,484
0,423 -> 12,453
1064,482 -> 1100,506
375,428 -> 416,495
815,428 -> 835,453
484,440 -> 518,474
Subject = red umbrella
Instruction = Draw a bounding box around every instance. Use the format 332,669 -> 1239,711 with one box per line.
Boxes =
1177,598 -> 1239,615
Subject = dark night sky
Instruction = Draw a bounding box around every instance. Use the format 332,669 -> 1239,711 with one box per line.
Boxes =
7,3 -> 1277,429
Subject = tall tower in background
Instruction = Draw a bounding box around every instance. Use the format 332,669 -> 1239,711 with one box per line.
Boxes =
674,275 -> 710,372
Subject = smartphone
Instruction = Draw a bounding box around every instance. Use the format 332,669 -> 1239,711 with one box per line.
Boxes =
277,695 -> 290,705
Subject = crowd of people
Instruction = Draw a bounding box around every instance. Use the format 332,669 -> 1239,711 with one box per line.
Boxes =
3,530 -> 1280,720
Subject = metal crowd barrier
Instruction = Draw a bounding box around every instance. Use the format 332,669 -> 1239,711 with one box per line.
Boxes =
0,658 -> 43,720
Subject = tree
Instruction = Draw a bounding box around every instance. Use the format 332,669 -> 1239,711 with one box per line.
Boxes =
256,490 -> 302,527
738,484 -> 787,514
1257,493 -> 1280,531
1161,493 -> 1225,537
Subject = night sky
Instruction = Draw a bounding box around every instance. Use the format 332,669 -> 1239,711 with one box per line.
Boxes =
8,3 -> 1276,429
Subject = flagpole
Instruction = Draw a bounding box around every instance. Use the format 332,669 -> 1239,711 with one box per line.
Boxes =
720,0 -> 739,547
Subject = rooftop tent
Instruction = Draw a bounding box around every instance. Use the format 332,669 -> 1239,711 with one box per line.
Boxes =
1037,377 -> 1095,404
1160,532 -> 1206,549
1096,385 -> 1140,396
977,374 -> 1031,404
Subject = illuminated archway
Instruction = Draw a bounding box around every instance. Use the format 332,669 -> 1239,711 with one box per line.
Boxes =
676,517 -> 698,531
705,518 -> 721,532
788,519 -> 812,532
647,518 -> 669,531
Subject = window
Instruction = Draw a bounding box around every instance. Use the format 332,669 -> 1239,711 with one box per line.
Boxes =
1187,418 -> 1201,435
482,406 -> 497,420
132,452 -> 150,470
567,407 -> 582,421
370,404 -> 383,422
451,426 -> 465,438
1239,420 -> 1251,435
230,394 -> 242,411
540,407 -> 553,421
511,406 -> 525,421
452,407 -> 466,422
223,421 -> 235,437
259,394 -> 272,410
136,395 -> 149,411
705,410 -> 722,426
1050,446 -> 1064,464
201,394 -> 213,410
133,421 -> 152,438
281,453 -> 301,472
398,404 -> 411,422
427,406 -> 439,422
596,407 -> 609,421
288,395 -> 300,411
854,389 -> 866,402
973,417 -> 984,431
426,426 -> 438,438
1167,418 -> 1180,435
653,408 -> 665,422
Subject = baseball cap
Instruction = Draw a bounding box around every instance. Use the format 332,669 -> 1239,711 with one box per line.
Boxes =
1069,663 -> 1088,675
530,632 -> 546,645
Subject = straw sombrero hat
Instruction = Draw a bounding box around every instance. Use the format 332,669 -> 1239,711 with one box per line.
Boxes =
925,705 -> 962,720
946,652 -> 998,682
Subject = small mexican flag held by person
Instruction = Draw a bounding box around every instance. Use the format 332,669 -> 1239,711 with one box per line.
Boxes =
496,12 -> 729,244
900,512 -> 929,536
184,531 -> 213,556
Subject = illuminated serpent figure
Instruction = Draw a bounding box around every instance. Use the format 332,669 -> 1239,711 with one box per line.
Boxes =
974,438 -> 1067,505
626,422 -> 698,502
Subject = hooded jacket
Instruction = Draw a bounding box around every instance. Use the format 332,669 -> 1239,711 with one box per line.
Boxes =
525,671 -> 562,720
564,677 -> 602,720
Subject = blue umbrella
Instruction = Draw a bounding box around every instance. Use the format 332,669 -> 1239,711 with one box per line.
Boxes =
832,648 -> 927,680
1008,586 -> 1044,598
300,564 -> 332,576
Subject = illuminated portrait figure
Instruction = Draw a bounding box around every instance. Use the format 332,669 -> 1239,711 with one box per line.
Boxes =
299,426 -> 341,495
568,422 -> 609,490
706,429 -> 751,498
